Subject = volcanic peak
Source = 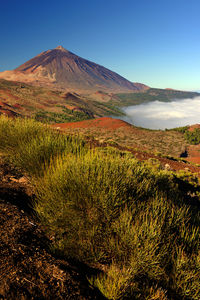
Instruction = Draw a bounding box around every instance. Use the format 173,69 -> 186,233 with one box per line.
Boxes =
55,45 -> 70,53
55,45 -> 66,50
0,46 -> 148,92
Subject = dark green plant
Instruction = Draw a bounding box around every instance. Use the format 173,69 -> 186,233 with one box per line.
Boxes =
184,128 -> 200,145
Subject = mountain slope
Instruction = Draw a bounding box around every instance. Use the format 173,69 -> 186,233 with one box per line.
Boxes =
0,46 -> 147,92
0,79 -> 124,122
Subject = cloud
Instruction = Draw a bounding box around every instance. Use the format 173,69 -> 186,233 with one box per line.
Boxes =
120,97 -> 200,130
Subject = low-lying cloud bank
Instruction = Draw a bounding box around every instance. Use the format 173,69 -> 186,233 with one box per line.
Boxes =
120,97 -> 200,130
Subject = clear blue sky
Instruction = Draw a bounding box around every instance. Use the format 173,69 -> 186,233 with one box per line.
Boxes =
0,0 -> 200,90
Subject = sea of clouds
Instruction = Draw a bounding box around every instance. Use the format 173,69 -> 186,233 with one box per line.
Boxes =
120,96 -> 200,130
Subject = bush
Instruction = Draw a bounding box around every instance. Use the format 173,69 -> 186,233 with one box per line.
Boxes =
34,150 -> 180,258
184,128 -> 200,145
90,196 -> 200,299
34,149 -> 200,299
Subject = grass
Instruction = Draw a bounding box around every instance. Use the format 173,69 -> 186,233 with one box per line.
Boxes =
0,115 -> 199,299
61,124 -> 188,157
0,116 -> 86,176
35,152 -> 200,299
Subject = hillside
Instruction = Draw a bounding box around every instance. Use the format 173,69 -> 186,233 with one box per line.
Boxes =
1,77 -> 199,160
53,117 -> 200,164
0,78 -> 198,126
0,46 -> 147,93
0,116 -> 199,299
113,88 -> 200,106
52,117 -> 188,157
0,79 -> 123,122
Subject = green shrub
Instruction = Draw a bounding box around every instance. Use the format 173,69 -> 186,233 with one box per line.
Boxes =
33,148 -> 200,299
34,151 -> 181,255
91,198 -> 199,299
184,128 -> 200,145
170,126 -> 189,134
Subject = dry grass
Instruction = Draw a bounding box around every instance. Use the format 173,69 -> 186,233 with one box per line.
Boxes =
61,124 -> 187,157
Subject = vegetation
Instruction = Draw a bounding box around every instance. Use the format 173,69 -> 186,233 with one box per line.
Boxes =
62,123 -> 187,158
34,108 -> 92,123
114,88 -> 199,106
168,125 -> 189,134
184,128 -> 200,145
0,116 -> 86,176
0,115 -> 200,299
0,78 -> 123,123
169,126 -> 200,145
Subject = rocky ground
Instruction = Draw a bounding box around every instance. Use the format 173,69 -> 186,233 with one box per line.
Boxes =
0,159 -> 105,299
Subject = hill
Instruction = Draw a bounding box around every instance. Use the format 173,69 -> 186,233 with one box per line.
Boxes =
1,78 -> 198,125
0,46 -> 147,93
53,117 -> 200,164
51,117 -> 188,157
0,116 -> 199,299
0,79 -> 123,122
113,88 -> 200,106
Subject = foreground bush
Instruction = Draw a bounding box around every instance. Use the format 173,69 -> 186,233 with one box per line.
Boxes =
34,150 -> 200,299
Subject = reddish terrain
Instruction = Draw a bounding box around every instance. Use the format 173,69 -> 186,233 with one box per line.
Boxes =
184,124 -> 200,164
0,101 -> 21,117
188,124 -> 200,132
52,117 -> 133,130
186,144 -> 200,164
52,117 -> 200,175
130,147 -> 200,174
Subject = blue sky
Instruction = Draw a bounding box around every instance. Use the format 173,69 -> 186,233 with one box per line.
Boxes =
0,0 -> 200,90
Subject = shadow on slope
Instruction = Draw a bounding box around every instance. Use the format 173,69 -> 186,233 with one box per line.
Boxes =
0,159 -> 105,300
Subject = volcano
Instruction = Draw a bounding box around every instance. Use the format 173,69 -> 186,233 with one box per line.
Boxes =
0,46 -> 148,92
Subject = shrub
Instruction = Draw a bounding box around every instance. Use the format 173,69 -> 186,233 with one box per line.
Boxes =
91,198 -> 200,299
184,128 -> 200,145
33,148 -> 200,299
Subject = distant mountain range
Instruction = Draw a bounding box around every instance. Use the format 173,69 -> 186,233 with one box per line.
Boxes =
0,46 -> 149,92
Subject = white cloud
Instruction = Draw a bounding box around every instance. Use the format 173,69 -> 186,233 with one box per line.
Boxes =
121,97 -> 200,130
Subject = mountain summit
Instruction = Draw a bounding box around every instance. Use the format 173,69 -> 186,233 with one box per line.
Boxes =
55,45 -> 67,51
0,46 -> 148,92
